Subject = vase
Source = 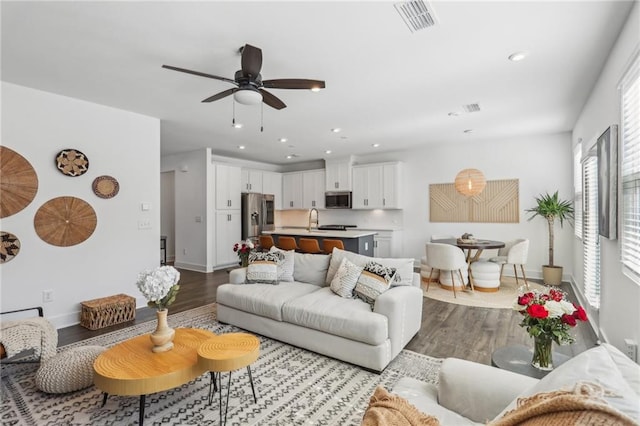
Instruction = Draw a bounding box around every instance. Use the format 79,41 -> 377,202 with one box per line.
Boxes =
240,254 -> 249,267
531,334 -> 553,370
150,309 -> 175,353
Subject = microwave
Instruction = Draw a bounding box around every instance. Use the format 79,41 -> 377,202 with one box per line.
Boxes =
325,191 -> 352,209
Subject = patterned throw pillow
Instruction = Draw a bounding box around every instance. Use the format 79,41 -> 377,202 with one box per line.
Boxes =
269,246 -> 295,282
245,251 -> 283,284
330,258 -> 364,298
354,261 -> 397,308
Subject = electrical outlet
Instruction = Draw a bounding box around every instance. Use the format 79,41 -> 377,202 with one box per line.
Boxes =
624,339 -> 637,362
42,290 -> 54,303
137,219 -> 151,230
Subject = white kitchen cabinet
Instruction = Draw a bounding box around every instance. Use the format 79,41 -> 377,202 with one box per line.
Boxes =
374,234 -> 392,258
303,169 -> 326,209
241,169 -> 263,193
282,172 -> 304,210
215,164 -> 242,210
325,158 -> 352,191
215,210 -> 241,266
262,171 -> 282,210
352,162 -> 402,209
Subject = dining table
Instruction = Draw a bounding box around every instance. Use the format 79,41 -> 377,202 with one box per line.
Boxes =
432,238 -> 506,287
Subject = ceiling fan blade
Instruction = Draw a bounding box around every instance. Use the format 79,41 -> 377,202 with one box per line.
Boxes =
262,79 -> 326,90
202,88 -> 237,103
260,89 -> 287,110
241,44 -> 262,77
162,65 -> 236,85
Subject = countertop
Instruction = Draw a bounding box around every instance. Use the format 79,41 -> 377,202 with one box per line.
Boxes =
265,228 -> 378,238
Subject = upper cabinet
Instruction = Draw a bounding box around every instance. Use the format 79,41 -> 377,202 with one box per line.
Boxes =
240,169 -> 263,193
215,163 -> 242,210
282,172 -> 304,210
325,158 -> 353,191
262,171 -> 282,210
303,169 -> 326,209
352,162 -> 402,209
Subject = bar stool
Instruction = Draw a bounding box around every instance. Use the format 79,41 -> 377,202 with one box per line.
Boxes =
299,238 -> 322,254
277,236 -> 299,251
322,239 -> 344,254
258,235 -> 275,252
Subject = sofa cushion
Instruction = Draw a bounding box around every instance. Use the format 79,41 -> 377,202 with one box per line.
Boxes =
270,246 -> 295,282
325,248 -> 414,286
281,287 -> 388,345
354,261 -> 396,308
217,282 -> 320,321
246,251 -> 282,284
494,344 -> 640,423
330,258 -> 363,298
293,252 -> 331,286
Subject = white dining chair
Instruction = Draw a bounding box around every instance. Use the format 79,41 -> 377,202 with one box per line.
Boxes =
425,243 -> 470,298
489,238 -> 530,289
420,235 -> 455,285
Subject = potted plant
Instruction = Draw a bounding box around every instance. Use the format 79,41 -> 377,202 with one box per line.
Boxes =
525,191 -> 574,285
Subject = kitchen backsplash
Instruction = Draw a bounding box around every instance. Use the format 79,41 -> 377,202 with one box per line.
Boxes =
275,209 -> 403,230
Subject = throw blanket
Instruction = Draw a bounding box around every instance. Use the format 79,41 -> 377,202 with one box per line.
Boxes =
361,386 -> 440,426
489,382 -> 638,426
0,317 -> 58,361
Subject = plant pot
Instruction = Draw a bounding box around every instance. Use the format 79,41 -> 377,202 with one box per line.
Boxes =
542,265 -> 563,286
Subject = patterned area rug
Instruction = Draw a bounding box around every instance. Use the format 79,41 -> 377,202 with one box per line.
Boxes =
1,304 -> 442,425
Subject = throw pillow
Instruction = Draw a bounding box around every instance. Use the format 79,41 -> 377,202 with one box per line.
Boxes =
293,252 -> 331,286
354,261 -> 396,308
330,258 -> 364,298
361,386 -> 441,426
270,246 -> 295,282
325,247 -> 415,287
245,251 -> 282,284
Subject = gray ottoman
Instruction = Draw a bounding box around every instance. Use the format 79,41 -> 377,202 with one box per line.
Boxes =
35,345 -> 106,394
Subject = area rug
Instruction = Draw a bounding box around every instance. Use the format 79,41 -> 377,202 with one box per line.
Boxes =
422,276 -> 547,309
1,304 -> 442,426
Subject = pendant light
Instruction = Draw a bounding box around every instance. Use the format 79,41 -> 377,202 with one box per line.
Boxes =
454,168 -> 486,197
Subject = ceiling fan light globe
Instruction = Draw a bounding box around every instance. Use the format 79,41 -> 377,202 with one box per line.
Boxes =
234,89 -> 263,105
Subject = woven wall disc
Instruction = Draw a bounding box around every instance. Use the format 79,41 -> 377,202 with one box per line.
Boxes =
55,149 -> 89,177
92,175 -> 119,199
34,196 -> 97,247
0,146 -> 39,218
0,231 -> 21,263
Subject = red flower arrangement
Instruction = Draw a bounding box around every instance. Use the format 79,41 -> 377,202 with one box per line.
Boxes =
233,240 -> 255,267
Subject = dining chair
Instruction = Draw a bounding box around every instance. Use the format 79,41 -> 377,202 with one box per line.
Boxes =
277,236 -> 299,251
258,235 -> 275,252
489,239 -> 530,289
420,235 -> 455,285
299,238 -> 322,254
322,239 -> 345,254
425,243 -> 469,298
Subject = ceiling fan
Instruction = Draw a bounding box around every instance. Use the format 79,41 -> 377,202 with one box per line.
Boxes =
162,44 -> 325,110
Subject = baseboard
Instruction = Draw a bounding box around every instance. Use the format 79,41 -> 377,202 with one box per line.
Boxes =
173,261 -> 209,272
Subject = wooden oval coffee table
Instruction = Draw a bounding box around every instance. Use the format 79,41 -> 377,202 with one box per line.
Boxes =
93,328 -> 215,426
198,332 -> 260,426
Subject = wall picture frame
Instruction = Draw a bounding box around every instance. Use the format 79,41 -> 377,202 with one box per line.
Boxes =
597,125 -> 618,239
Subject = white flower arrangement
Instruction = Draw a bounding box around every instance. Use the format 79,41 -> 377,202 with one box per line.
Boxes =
136,266 -> 181,310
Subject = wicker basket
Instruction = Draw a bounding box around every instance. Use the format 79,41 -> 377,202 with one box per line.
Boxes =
80,294 -> 136,330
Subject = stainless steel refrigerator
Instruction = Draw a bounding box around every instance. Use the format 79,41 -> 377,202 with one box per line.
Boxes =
241,193 -> 275,241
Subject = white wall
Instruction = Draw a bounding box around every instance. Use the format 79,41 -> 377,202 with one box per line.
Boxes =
572,3 -> 640,352
0,82 -> 160,328
160,171 -> 175,262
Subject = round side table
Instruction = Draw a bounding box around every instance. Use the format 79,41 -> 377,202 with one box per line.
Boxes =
198,332 -> 260,426
491,344 -> 571,379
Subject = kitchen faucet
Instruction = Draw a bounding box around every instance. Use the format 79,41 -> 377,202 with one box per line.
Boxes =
308,208 -> 319,231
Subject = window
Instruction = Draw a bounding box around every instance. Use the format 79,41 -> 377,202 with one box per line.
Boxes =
583,154 -> 600,308
620,52 -> 640,282
574,144 -> 583,239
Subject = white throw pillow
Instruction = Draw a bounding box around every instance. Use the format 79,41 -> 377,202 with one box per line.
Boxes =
354,261 -> 397,308
270,246 -> 295,282
330,258 -> 364,298
245,251 -> 281,284
293,252 -> 331,286
325,247 -> 415,286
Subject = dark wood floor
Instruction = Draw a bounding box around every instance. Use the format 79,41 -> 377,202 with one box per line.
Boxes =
58,268 -> 599,365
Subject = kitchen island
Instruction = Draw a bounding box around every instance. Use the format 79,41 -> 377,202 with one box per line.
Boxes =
265,228 -> 376,256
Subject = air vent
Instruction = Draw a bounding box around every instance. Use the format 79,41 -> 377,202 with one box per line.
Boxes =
463,103 -> 481,113
394,0 -> 439,33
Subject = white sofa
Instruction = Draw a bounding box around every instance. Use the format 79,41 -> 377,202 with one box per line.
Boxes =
392,343 -> 640,424
216,250 -> 423,372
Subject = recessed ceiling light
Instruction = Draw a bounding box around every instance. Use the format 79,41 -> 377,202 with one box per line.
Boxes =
331,128 -> 341,133
278,138 -> 287,143
464,129 -> 473,133
448,112 -> 460,116
508,51 -> 528,62
232,123 -> 243,129
325,150 -> 332,154
286,155 -> 293,159
238,145 -> 245,150
372,143 -> 380,148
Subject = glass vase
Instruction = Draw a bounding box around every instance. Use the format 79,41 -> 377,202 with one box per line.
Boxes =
531,334 -> 553,370
150,309 -> 175,353
240,254 -> 249,267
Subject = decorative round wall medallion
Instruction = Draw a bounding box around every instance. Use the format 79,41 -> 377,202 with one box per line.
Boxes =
34,197 -> 97,247
0,146 -> 39,218
92,175 -> 119,199
0,231 -> 21,263
55,149 -> 89,177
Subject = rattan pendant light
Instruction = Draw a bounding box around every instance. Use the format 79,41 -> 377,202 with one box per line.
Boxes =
454,168 -> 486,197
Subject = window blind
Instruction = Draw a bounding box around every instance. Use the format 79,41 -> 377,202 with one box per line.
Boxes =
583,155 -> 600,308
620,52 -> 640,282
574,144 -> 583,239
